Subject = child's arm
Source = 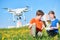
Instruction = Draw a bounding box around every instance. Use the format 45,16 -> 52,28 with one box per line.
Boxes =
29,19 -> 34,29
29,23 -> 36,29
51,23 -> 59,30
42,23 -> 45,30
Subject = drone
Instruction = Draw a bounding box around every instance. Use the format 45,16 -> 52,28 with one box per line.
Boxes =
3,6 -> 29,22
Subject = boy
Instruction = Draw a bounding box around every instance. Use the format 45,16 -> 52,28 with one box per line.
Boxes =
29,10 -> 45,37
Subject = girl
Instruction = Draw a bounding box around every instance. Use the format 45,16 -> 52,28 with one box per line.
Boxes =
47,11 -> 59,37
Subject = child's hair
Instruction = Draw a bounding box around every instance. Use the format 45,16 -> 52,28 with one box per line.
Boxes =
36,10 -> 44,16
48,11 -> 56,18
42,21 -> 46,27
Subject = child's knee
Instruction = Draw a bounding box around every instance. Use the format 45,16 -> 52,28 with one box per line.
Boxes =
37,31 -> 42,36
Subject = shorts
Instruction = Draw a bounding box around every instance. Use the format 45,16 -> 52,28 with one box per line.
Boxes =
47,30 -> 58,37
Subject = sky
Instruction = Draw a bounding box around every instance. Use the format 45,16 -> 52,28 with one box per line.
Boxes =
0,0 -> 60,28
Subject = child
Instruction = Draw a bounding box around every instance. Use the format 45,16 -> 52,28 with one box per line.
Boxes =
29,10 -> 45,37
47,11 -> 59,37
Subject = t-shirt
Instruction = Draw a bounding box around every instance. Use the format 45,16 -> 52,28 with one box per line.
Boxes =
30,18 -> 43,31
51,19 -> 59,33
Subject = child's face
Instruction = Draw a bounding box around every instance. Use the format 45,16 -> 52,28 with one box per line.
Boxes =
37,15 -> 42,20
49,12 -> 54,19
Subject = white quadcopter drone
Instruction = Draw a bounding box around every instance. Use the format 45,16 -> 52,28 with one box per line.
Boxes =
3,6 -> 29,22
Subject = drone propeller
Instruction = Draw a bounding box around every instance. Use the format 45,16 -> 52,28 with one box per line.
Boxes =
2,8 -> 8,10
26,6 -> 29,8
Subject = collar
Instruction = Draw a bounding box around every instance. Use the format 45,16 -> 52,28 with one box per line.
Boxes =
51,18 -> 56,21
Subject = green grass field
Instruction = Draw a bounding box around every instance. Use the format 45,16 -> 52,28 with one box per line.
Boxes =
0,26 -> 60,40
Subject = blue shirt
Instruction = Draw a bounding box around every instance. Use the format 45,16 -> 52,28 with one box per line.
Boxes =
51,19 -> 59,33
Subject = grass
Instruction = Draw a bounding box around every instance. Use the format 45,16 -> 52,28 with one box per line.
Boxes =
0,26 -> 60,40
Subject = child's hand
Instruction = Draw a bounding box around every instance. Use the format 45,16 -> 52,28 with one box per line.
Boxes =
41,27 -> 44,30
50,27 -> 54,30
29,26 -> 32,29
29,24 -> 32,29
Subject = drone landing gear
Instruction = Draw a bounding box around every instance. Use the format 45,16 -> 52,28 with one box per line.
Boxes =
16,17 -> 22,27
